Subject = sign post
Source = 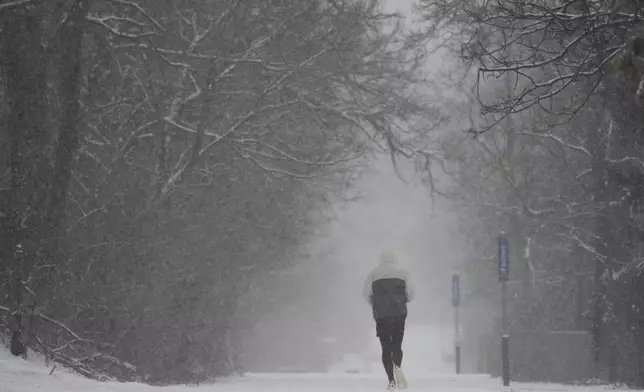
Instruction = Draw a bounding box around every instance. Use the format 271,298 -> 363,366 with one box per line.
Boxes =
498,234 -> 510,387
452,273 -> 461,374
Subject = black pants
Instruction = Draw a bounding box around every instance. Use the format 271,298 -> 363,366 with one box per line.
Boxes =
376,316 -> 406,382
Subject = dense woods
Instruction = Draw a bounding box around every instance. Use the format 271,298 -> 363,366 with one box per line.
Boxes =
0,0 -> 429,383
416,0 -> 644,387
4,0 -> 644,388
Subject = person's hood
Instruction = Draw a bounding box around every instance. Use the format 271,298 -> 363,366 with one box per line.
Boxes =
379,250 -> 398,265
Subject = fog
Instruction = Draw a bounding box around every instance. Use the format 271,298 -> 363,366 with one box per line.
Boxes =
6,0 -> 644,386
241,153 -> 465,375
239,1 -> 464,373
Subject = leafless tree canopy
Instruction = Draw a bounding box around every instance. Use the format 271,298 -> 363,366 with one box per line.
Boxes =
419,0 -> 644,133
416,0 -> 644,387
0,0 -> 432,383
7,0 -> 644,388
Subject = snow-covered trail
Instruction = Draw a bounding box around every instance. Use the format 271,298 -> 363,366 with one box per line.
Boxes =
0,325 -> 630,392
0,347 -> 628,392
219,373 -> 618,392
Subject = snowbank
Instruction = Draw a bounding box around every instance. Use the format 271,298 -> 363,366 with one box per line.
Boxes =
0,344 -> 636,392
0,347 -> 176,392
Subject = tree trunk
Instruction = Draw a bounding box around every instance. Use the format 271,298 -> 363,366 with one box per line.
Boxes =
37,0 -> 90,305
587,115 -> 613,379
1,3 -> 49,356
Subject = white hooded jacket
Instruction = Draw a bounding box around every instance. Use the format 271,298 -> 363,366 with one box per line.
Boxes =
363,251 -> 414,319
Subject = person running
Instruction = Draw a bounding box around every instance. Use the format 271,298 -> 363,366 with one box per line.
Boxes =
363,250 -> 414,390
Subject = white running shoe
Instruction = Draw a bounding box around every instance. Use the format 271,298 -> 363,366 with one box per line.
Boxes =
387,380 -> 397,390
394,366 -> 408,389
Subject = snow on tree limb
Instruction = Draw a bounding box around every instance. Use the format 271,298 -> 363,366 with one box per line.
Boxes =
85,0 -> 428,203
0,0 -> 38,12
419,0 -> 644,132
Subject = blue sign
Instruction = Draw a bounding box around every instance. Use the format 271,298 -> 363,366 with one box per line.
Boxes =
498,236 -> 509,281
452,274 -> 460,307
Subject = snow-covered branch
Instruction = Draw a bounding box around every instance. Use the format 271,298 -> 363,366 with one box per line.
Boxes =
517,131 -> 591,156
0,0 -> 38,12
420,0 -> 644,131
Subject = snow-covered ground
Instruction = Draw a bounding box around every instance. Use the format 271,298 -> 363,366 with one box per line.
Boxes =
0,345 -> 633,392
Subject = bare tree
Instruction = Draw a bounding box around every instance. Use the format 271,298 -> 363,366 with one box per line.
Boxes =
417,0 -> 644,133
1,0 -> 434,383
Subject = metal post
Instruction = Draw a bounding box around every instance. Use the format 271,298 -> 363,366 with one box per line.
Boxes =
498,234 -> 510,387
452,273 -> 461,375
501,280 -> 509,387
455,304 -> 461,374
